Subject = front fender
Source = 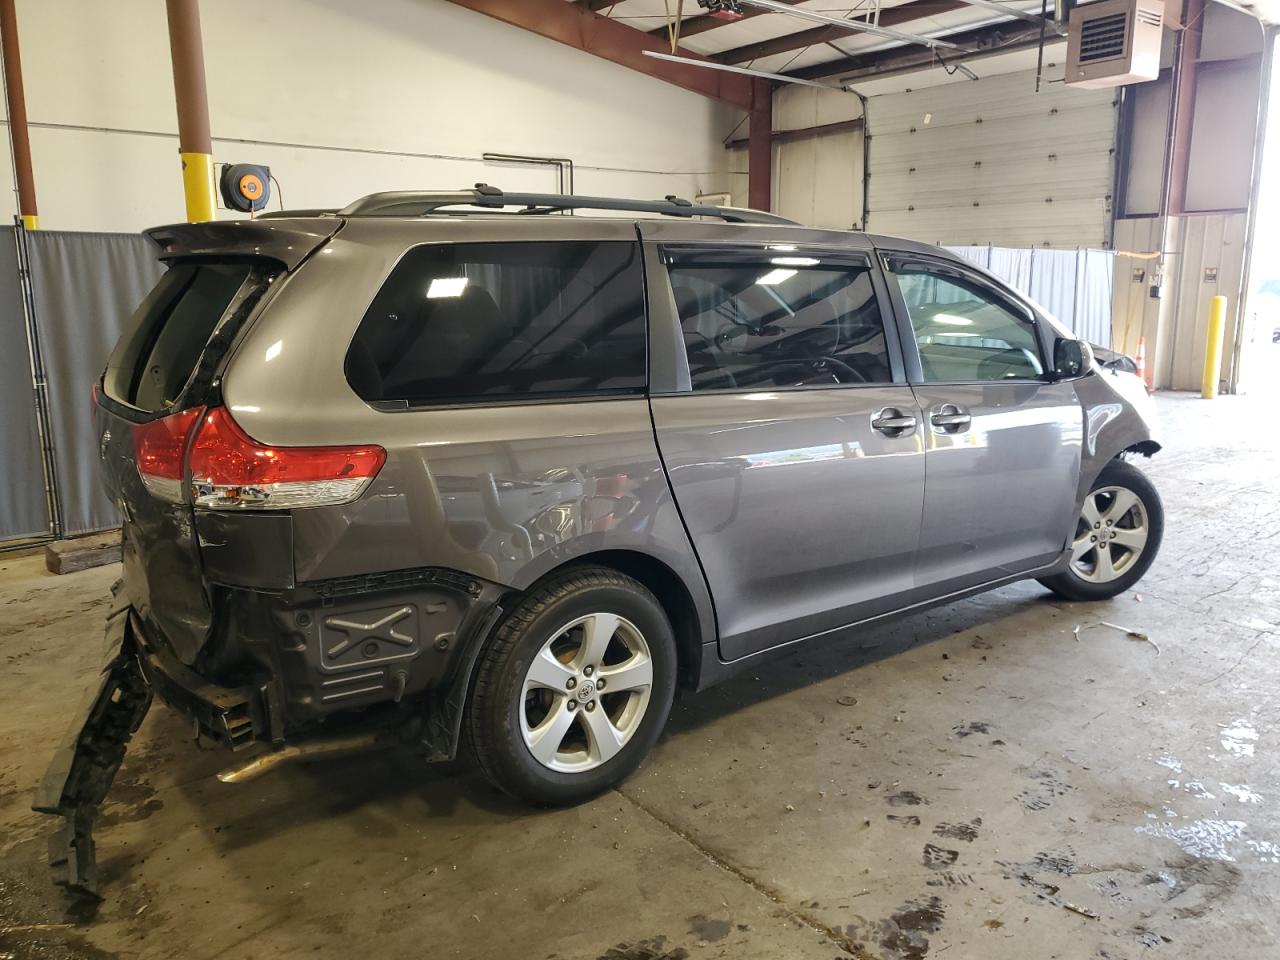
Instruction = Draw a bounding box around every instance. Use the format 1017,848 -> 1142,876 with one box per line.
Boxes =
1072,368 -> 1161,504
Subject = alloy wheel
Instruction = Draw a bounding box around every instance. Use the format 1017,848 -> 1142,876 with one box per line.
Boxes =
519,612 -> 653,773
1069,485 -> 1149,583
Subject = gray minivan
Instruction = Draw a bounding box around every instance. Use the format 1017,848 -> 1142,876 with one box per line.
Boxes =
36,187 -> 1161,895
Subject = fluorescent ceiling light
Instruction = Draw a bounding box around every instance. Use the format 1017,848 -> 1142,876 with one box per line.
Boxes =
737,0 -> 962,50
771,256 -> 820,266
641,50 -> 849,90
932,314 -> 973,325
427,277 -> 469,299
756,268 -> 797,286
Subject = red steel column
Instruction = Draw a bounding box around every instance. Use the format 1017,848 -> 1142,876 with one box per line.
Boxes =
748,77 -> 772,212
0,0 -> 38,228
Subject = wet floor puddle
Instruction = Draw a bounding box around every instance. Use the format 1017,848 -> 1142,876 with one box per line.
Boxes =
1140,721 -> 1277,864
1136,819 -> 1280,864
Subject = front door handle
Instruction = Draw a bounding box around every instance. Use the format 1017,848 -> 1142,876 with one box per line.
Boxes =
930,404 -> 972,433
871,408 -> 918,437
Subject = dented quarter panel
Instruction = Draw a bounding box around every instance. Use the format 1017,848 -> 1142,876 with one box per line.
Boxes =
95,401 -> 213,664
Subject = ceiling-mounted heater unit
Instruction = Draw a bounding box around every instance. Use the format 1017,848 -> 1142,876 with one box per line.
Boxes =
1065,0 -> 1164,89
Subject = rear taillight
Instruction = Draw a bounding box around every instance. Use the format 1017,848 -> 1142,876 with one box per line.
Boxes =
133,407 -> 205,502
187,407 -> 385,510
133,406 -> 385,510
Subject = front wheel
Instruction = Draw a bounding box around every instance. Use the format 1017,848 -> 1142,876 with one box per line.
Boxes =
464,566 -> 677,805
1038,458 -> 1164,602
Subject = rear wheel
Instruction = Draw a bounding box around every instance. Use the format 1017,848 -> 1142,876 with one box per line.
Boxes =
1039,458 -> 1163,601
464,566 -> 677,805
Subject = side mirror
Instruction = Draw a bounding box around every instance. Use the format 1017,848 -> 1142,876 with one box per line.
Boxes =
1053,338 -> 1093,379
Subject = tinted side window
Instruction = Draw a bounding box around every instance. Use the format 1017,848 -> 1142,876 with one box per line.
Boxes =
892,267 -> 1044,382
347,241 -> 646,404
667,257 -> 892,390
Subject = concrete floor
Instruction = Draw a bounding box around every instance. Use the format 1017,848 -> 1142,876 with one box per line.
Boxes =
2,388 -> 1278,960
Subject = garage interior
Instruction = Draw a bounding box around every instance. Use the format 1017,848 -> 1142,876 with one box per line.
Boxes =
1,1 -> 1279,958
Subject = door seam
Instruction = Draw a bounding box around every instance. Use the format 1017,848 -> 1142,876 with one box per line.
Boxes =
644,396 -> 723,657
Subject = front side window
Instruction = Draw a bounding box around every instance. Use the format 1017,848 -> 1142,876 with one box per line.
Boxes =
346,241 -> 646,404
666,255 -> 892,391
891,264 -> 1044,382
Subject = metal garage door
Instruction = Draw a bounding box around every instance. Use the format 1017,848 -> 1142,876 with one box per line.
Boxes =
866,70 -> 1118,248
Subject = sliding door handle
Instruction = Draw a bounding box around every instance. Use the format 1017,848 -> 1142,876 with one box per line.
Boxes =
871,408 -> 918,437
930,404 -> 971,433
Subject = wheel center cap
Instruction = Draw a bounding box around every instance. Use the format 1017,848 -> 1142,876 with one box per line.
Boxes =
576,680 -> 595,702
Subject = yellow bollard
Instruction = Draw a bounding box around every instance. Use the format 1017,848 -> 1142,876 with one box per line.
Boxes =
1201,295 -> 1228,399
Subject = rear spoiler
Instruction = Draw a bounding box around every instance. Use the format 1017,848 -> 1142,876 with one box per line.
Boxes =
145,217 -> 342,270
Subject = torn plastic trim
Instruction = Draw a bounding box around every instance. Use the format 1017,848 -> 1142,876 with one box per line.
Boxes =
32,586 -> 152,900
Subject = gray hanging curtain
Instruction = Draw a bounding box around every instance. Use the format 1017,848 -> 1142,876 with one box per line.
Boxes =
1026,248 -> 1080,335
1075,249 -> 1115,348
26,230 -> 165,536
946,244 -> 1115,349
0,227 -> 52,542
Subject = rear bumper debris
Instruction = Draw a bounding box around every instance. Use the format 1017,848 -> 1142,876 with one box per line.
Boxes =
31,585 -> 152,899
32,568 -> 505,897
30,582 -> 263,899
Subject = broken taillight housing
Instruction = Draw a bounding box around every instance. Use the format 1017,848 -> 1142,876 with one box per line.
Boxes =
188,407 -> 386,510
133,406 -> 385,510
132,407 -> 205,503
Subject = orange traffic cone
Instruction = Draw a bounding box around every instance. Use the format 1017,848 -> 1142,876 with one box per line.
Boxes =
1134,336 -> 1150,389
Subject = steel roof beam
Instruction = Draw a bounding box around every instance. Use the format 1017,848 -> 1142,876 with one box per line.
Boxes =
440,0 -> 754,108
785,18 -> 1050,81
729,0 -> 961,50
646,0 -> 808,38
715,0 -> 971,64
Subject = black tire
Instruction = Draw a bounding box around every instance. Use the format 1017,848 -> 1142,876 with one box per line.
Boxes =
1038,457 -> 1164,602
464,566 -> 677,805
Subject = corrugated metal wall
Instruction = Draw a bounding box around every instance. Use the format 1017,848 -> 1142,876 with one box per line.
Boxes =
865,71 -> 1118,248
1167,215 -> 1249,390
1111,214 -> 1249,391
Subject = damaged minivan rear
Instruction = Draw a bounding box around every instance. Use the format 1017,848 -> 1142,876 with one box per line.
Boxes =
35,189 -> 1164,898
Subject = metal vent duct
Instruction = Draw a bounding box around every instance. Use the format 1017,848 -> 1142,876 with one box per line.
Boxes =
1078,12 -> 1128,62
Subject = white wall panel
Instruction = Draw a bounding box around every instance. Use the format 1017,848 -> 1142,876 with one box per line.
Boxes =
0,0 -> 740,232
865,70 -> 1118,247
773,131 -> 863,230
1110,218 -> 1163,359
773,85 -> 864,130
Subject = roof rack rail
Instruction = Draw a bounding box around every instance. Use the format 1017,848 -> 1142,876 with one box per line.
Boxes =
335,184 -> 797,225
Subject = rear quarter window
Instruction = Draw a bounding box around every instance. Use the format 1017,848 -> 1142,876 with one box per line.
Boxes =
345,241 -> 647,405
104,262 -> 253,412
